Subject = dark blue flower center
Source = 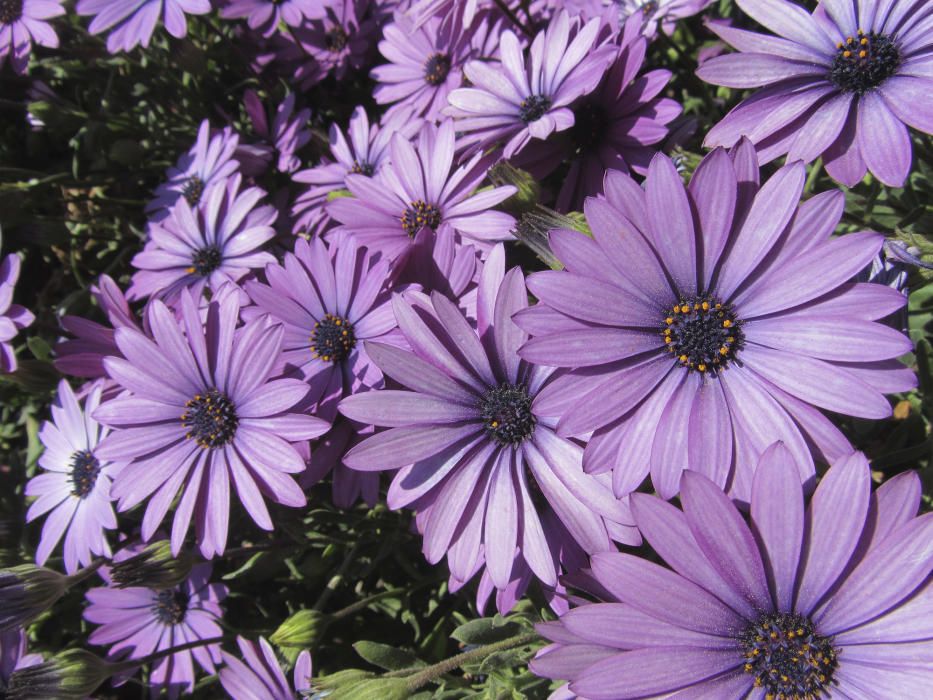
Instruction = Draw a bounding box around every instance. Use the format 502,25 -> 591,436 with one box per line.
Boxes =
570,100 -> 609,152
310,313 -> 356,363
519,94 -> 552,123
662,297 -> 744,374
69,450 -> 101,499
181,389 -> 239,449
424,53 -> 452,86
740,613 -> 838,698
152,588 -> 189,625
351,160 -> 375,176
480,383 -> 536,445
829,30 -> 900,94
326,26 -> 348,52
0,0 -> 23,24
188,246 -> 222,277
401,200 -> 442,237
182,176 -> 204,205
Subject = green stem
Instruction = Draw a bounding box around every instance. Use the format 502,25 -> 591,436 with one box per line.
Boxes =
804,158 -> 822,195
331,587 -> 408,620
113,636 -> 227,672
65,558 -> 105,587
313,540 -> 363,612
492,0 -> 531,36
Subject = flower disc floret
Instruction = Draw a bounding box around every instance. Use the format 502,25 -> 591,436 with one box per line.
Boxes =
0,0 -> 23,23
311,314 -> 356,363
663,297 -> 744,373
830,30 -> 900,95
182,176 -> 205,205
519,95 -> 552,123
401,200 -> 442,237
189,246 -> 222,276
424,53 -> 451,86
326,26 -> 348,52
481,383 -> 536,446
152,589 -> 189,625
181,389 -> 239,449
68,451 -> 101,499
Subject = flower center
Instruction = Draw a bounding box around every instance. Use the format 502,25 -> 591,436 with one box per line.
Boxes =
326,26 -> 348,52
829,30 -> 900,94
0,0 -> 23,24
423,53 -> 452,86
662,297 -> 744,374
739,613 -> 838,698
182,175 -> 205,205
519,94 -> 552,123
570,100 -> 609,153
181,389 -> 239,449
188,246 -> 222,277
401,200 -> 442,237
480,383 -> 536,445
152,589 -> 189,625
351,160 -> 374,176
69,450 -> 101,499
310,313 -> 356,362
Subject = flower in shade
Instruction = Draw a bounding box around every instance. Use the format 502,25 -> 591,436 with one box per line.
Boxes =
518,145 -> 915,502
302,419 -> 380,508
129,174 -> 278,304
146,119 -> 240,218
219,636 -> 312,700
327,119 -> 516,266
1,629 -> 41,692
85,563 -> 226,700
237,91 -> 313,176
76,0 -> 211,53
0,253 -> 34,373
446,11 -> 614,158
25,380 -> 117,574
339,245 -> 638,610
92,290 -> 330,557
220,0 -> 319,37
697,0 -> 933,187
532,444 -> 933,699
0,0 -> 64,74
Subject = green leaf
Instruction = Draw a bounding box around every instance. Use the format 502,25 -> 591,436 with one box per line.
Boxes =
330,678 -> 411,700
353,641 -> 426,671
451,618 -> 522,646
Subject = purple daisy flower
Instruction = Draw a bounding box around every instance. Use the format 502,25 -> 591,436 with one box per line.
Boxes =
85,562 -> 226,699
76,0 -> 211,53
129,174 -> 278,304
0,0 -> 64,74
339,245 -> 637,608
237,91 -> 313,176
25,380 -> 118,574
327,119 -> 516,265
532,444 -> 933,699
446,11 -> 614,158
0,253 -> 34,374
1,629 -> 42,691
220,0 -> 321,37
146,119 -> 240,218
92,290 -> 330,557
219,636 -> 312,700
518,145 -> 915,502
698,0 -> 933,187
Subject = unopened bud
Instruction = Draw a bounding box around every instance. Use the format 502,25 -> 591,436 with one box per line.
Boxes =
513,206 -> 592,270
0,565 -> 70,632
329,677 -> 411,700
110,541 -> 193,590
487,161 -> 540,216
270,609 -> 331,658
6,649 -> 118,699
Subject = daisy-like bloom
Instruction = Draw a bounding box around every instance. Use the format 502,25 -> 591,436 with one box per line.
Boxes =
0,0 -> 64,74
518,145 -> 916,501
85,563 -> 226,700
339,245 -> 636,609
146,119 -> 240,218
532,444 -> 933,699
219,636 -> 312,700
327,119 -> 516,265
76,0 -> 211,53
1,629 -> 42,692
446,11 -> 614,158
25,380 -> 117,574
0,253 -> 34,373
220,0 -> 320,37
129,174 -> 277,304
92,290 -> 330,557
698,0 -> 933,187
237,91 -> 313,176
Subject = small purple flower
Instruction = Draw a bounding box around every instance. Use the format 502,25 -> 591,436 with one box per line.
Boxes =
532,444 -> 933,699
85,563 -> 226,700
698,0 -> 933,187
76,0 -> 211,53
446,11 -> 614,158
0,0 -> 64,74
0,253 -> 34,373
129,174 -> 278,304
237,91 -> 313,176
618,0 -> 715,37
219,636 -> 312,700
518,145 -> 915,502
93,290 -> 330,557
25,380 -> 118,574
1,629 -> 42,691
220,0 -> 321,37
339,246 -> 637,610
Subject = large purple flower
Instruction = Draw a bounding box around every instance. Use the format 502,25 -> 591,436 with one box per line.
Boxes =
219,636 -> 312,700
76,0 -> 211,53
93,290 -> 329,557
85,562 -> 225,699
0,0 -> 64,74
0,253 -> 34,374
518,145 -> 915,501
220,0 -> 320,36
698,0 -> 933,187
532,445 -> 933,699
26,380 -> 118,574
339,246 -> 637,609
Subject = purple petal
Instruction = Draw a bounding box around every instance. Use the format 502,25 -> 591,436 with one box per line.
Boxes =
343,424 -> 480,471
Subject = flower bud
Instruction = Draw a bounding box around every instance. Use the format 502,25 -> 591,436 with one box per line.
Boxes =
487,161 -> 541,216
110,541 -> 193,590
6,649 -> 118,699
512,206 -> 592,270
270,609 -> 331,656
0,565 -> 70,632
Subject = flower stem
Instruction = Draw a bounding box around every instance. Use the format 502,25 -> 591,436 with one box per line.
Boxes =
64,558 -> 105,587
493,0 -> 532,36
113,636 -> 227,672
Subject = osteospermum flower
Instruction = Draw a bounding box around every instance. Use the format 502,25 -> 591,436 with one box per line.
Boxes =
93,290 -> 329,557
237,91 -> 313,176
446,11 -> 614,158
532,444 -> 933,699
219,636 -> 312,700
0,0 -> 64,74
0,253 -> 34,373
25,380 -> 117,574
518,145 -> 915,501
698,0 -> 933,187
129,174 -> 277,304
619,0 -> 714,37
85,563 -> 225,699
76,0 -> 211,53
327,119 -> 516,265
220,0 -> 319,37
339,245 -> 637,609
